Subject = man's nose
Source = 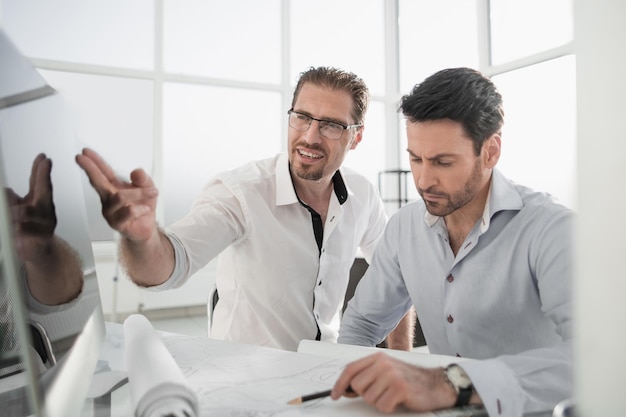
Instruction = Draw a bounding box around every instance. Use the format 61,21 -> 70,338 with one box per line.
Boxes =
417,165 -> 435,190
302,120 -> 324,144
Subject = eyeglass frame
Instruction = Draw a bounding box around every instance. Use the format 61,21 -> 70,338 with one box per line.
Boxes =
287,109 -> 363,140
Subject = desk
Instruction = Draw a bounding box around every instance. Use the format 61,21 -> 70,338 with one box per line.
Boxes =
87,322 -> 494,417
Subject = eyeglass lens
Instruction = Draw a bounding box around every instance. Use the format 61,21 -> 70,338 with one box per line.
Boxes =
289,112 -> 345,140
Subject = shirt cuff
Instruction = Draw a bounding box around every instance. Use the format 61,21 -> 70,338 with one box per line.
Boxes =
460,358 -> 525,417
145,231 -> 189,291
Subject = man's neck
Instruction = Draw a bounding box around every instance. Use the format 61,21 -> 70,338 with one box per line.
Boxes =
296,178 -> 332,203
292,174 -> 334,223
444,181 -> 491,256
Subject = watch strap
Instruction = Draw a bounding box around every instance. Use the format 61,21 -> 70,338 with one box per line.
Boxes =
454,385 -> 472,407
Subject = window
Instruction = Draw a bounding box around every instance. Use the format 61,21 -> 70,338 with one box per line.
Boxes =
487,0 -> 576,209
398,0 -> 479,93
492,56 -> 577,209
0,0 -> 577,241
163,0 -> 282,84
489,0 -> 574,65
162,83 -> 282,224
290,0 -> 386,96
2,0 -> 154,69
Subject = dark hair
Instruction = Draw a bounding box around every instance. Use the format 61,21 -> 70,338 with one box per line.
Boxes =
399,67 -> 504,155
291,66 -> 370,125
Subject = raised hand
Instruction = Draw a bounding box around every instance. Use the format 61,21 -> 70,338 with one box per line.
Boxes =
6,153 -> 84,304
75,148 -> 159,243
6,153 -> 57,263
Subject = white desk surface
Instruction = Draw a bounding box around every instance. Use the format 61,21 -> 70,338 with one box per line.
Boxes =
88,321 -> 484,417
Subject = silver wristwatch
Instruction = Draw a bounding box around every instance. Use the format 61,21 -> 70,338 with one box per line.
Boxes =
444,364 -> 474,407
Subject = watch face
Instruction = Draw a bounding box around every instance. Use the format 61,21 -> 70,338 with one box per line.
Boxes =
447,365 -> 473,389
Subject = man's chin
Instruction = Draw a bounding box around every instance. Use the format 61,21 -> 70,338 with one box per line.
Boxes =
293,166 -> 323,181
424,202 -> 451,217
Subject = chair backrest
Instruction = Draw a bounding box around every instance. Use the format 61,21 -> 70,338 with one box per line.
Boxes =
28,321 -> 56,368
207,285 -> 219,337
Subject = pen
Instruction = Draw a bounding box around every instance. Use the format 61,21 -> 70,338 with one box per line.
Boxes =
287,386 -> 355,405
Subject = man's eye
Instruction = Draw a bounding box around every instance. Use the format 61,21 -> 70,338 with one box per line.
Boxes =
323,122 -> 343,132
296,114 -> 311,122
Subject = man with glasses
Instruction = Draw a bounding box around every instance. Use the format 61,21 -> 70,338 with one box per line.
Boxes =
76,66 -> 413,352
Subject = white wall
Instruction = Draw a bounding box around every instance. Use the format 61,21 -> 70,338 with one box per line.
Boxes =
574,0 -> 626,415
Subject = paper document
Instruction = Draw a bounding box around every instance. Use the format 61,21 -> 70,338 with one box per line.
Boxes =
297,340 -> 468,367
155,333 -> 479,416
124,314 -> 199,417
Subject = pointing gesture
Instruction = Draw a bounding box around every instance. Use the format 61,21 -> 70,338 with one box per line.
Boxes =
76,148 -> 158,243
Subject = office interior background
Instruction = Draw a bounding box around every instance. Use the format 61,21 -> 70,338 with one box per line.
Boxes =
2,1 -> 625,414
0,0 -> 577,319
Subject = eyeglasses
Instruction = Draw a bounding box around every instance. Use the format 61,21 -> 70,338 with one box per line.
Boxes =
287,109 -> 362,140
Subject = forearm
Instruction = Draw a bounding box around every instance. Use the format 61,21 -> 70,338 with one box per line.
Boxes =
385,306 -> 416,351
119,227 -> 175,287
25,236 -> 84,305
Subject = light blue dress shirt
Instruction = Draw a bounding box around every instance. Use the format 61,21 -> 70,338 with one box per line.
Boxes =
339,169 -> 573,417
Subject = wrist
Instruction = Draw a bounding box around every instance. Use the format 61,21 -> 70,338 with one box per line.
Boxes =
439,368 -> 460,408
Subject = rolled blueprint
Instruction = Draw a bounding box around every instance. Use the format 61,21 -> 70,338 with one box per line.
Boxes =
124,314 -> 198,417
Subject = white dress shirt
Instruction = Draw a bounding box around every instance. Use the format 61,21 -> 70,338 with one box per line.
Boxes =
154,153 -> 387,351
339,169 -> 574,417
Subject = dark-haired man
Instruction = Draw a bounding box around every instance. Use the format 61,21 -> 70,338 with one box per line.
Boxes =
333,68 -> 573,417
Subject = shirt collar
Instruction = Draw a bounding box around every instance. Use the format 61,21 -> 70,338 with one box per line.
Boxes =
275,153 -> 349,206
423,168 -> 523,231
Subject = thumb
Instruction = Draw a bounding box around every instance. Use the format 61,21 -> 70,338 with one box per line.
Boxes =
129,168 -> 154,188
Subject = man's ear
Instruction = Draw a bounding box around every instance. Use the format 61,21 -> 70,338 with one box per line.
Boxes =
349,127 -> 364,150
483,133 -> 501,168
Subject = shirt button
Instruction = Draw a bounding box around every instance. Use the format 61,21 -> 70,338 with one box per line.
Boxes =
447,274 -> 454,283
447,314 -> 454,323
318,281 -> 322,286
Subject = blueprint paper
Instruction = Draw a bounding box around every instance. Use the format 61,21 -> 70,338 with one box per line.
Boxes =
159,333 -> 473,416
123,314 -> 199,417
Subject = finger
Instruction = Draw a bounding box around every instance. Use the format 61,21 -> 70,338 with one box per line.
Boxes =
76,151 -> 121,196
5,187 -> 20,206
100,186 -> 157,219
5,187 -> 22,223
30,155 -> 53,203
331,353 -> 380,400
27,153 -> 46,196
129,168 -> 155,189
372,386 -> 403,414
81,148 -> 120,183
358,368 -> 404,414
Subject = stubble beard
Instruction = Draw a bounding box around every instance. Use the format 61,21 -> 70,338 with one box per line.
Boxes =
420,158 -> 484,218
292,162 -> 324,181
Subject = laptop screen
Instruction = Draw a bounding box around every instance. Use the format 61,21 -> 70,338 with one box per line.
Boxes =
0,29 -> 105,416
